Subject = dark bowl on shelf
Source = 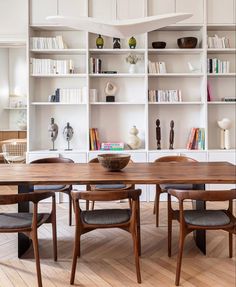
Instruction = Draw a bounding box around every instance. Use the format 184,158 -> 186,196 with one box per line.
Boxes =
152,41 -> 166,49
97,154 -> 131,171
177,37 -> 198,48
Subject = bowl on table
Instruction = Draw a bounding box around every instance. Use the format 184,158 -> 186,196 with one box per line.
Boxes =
152,41 -> 166,49
177,37 -> 198,48
97,154 -> 131,171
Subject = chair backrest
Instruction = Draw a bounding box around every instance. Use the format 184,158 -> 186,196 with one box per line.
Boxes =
89,157 -> 133,163
2,142 -> 27,163
154,155 -> 197,163
31,157 -> 74,164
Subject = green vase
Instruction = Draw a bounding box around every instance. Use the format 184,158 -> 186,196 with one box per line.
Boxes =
96,34 -> 104,49
128,36 -> 136,49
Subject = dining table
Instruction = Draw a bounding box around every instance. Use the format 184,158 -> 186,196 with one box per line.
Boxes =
0,161 -> 235,258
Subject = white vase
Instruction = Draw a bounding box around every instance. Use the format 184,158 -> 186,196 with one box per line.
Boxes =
127,126 -> 141,149
129,64 -> 136,74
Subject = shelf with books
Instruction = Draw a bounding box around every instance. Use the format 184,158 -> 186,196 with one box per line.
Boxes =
148,48 -> 204,54
30,49 -> 87,54
207,48 -> 236,54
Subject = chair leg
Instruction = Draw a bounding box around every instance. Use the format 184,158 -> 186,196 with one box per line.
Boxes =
69,195 -> 72,226
153,194 -> 156,214
32,229 -> 43,287
168,212 -> 172,258
175,232 -> 186,286
129,198 -> 132,209
91,201 -> 95,210
86,200 -> 89,210
70,229 -> 81,285
131,227 -> 141,284
229,232 -> 233,258
52,221 -> 57,262
155,191 -> 161,227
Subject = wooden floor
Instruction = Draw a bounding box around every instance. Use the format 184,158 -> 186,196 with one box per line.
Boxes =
0,186 -> 235,287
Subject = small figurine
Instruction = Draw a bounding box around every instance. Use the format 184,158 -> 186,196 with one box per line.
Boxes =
63,122 -> 74,151
156,119 -> 161,149
105,81 -> 117,102
169,120 -> 174,149
128,36 -> 136,49
127,126 -> 142,149
48,117 -> 58,151
113,37 -> 121,49
96,34 -> 104,49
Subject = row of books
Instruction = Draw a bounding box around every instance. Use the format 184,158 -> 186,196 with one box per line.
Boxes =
207,34 -> 230,49
30,58 -> 75,75
207,58 -> 230,74
30,36 -> 67,50
49,88 -> 87,104
101,142 -> 124,151
148,89 -> 182,102
186,128 -> 205,150
148,61 -> 167,74
89,128 -> 101,150
90,57 -> 102,74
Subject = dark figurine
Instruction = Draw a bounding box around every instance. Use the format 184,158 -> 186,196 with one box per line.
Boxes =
113,37 -> 121,49
169,120 -> 174,149
156,119 -> 161,149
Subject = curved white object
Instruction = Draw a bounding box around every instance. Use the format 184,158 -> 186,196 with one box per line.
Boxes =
47,13 -> 192,38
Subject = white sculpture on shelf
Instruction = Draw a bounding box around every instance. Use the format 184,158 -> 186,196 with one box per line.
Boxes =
217,118 -> 232,150
127,126 -> 142,150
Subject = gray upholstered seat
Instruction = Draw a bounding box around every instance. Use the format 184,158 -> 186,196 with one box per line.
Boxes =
184,210 -> 230,226
160,183 -> 194,191
0,213 -> 49,229
81,209 -> 131,225
34,185 -> 66,191
94,184 -> 127,190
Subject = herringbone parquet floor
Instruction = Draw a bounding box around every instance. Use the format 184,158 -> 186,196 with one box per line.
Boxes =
0,186 -> 235,287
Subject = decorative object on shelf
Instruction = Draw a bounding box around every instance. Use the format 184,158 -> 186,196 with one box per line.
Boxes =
217,118 -> 231,150
48,117 -> 58,151
156,119 -> 161,150
105,82 -> 117,102
47,13 -> 191,38
127,126 -> 142,150
97,153 -> 130,171
128,36 -> 136,49
126,53 -> 141,74
90,89 -> 98,102
96,34 -> 104,49
221,97 -> 236,102
169,120 -> 174,149
113,38 -> 121,49
177,37 -> 198,49
152,41 -> 166,49
63,122 -> 74,151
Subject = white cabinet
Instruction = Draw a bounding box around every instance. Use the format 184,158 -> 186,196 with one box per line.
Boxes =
148,0 -> 175,16
31,0 -> 57,24
58,0 -> 86,17
0,0 -> 27,38
207,0 -> 235,24
117,0 -> 145,19
176,0 -> 204,24
89,0 -> 115,20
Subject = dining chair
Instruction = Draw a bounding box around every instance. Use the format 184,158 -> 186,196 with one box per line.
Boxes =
2,142 -> 27,164
168,188 -> 236,286
0,191 -> 57,287
70,188 -> 142,284
87,157 -> 134,210
31,157 -> 74,226
153,155 -> 197,227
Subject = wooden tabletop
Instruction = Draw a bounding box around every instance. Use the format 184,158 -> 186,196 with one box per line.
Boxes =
0,162 -> 235,185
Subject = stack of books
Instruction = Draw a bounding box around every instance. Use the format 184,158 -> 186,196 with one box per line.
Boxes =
101,142 -> 124,151
49,87 -> 87,104
207,34 -> 230,48
90,57 -> 102,73
207,58 -> 230,74
186,128 -> 205,150
30,36 -> 67,49
30,58 -> 75,75
89,128 -> 100,150
148,89 -> 182,102
148,61 -> 167,74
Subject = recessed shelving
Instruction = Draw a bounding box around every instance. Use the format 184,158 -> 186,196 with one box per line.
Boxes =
149,102 -> 203,105
89,48 -> 145,54
30,49 -> 87,54
30,74 -> 87,78
31,102 -> 87,106
148,48 -> 204,54
90,102 -> 145,105
148,73 -> 203,77
207,48 -> 236,54
89,73 -> 146,78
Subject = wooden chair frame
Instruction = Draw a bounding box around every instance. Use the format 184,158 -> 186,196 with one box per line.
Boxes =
70,188 -> 142,285
168,188 -> 236,286
0,191 -> 57,287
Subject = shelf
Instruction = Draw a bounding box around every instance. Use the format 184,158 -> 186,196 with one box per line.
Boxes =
30,74 -> 87,78
148,48 -> 204,54
90,102 -> 145,105
207,24 -> 236,31
148,149 -> 206,153
89,73 -> 145,78
30,49 -> 86,54
4,107 -> 27,110
208,101 -> 236,105
149,102 -> 203,105
89,149 -> 147,153
30,25 -> 82,31
158,24 -> 203,31
31,102 -> 87,106
89,48 -> 145,54
207,48 -> 236,54
207,73 -> 236,77
148,73 -> 203,77
0,39 -> 26,48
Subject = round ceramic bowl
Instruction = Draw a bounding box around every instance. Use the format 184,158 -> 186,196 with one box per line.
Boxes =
97,154 -> 131,171
177,37 -> 198,48
152,41 -> 166,49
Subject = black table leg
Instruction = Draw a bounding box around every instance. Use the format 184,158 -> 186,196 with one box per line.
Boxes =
193,184 -> 206,255
18,184 -> 33,258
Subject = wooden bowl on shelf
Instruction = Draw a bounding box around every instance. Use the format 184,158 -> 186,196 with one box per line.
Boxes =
152,41 -> 166,49
177,37 -> 198,48
97,154 -> 131,171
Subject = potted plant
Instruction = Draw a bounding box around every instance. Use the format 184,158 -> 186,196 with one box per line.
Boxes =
125,53 -> 141,73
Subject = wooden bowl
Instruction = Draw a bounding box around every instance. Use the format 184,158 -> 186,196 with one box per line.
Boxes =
152,41 -> 166,49
177,37 -> 198,48
97,154 -> 131,171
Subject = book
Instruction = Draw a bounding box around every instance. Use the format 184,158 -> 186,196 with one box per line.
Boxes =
186,128 -> 196,149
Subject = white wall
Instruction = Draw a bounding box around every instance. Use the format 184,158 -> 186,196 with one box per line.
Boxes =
0,49 -> 9,129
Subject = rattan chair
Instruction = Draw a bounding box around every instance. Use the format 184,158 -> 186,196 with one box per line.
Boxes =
2,142 -> 27,164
